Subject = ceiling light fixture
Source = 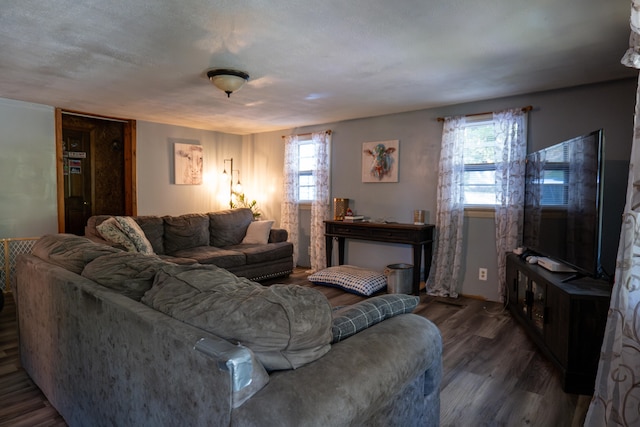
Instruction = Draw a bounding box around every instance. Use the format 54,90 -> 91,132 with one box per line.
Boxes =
207,69 -> 250,98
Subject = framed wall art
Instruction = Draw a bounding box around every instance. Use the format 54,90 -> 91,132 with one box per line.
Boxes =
174,143 -> 203,185
362,140 -> 399,183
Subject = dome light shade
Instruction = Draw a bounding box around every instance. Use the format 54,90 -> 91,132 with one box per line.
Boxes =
207,69 -> 250,97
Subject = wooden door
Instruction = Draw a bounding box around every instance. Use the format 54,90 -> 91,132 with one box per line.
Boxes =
63,129 -> 92,235
55,108 -> 137,234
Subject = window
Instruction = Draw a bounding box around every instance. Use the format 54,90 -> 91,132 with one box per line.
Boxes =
298,139 -> 315,201
537,143 -> 569,206
462,119 -> 498,206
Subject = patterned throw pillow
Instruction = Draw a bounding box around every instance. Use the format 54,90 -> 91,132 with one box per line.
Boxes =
331,294 -> 419,343
307,265 -> 387,296
114,216 -> 155,255
96,218 -> 137,252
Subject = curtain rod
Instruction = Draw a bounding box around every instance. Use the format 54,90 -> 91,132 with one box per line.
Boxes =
436,105 -> 533,122
281,130 -> 332,139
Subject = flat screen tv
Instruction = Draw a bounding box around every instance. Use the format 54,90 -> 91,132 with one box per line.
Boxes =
523,129 -> 605,280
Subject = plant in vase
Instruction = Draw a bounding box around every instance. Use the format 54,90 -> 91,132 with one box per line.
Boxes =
231,191 -> 261,220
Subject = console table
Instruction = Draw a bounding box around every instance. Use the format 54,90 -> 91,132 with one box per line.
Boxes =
324,220 -> 435,295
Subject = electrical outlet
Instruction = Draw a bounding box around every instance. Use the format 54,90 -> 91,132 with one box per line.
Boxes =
479,268 -> 488,281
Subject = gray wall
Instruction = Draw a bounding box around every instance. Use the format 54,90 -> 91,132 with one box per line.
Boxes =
0,98 -> 57,238
259,78 -> 634,301
136,121 -> 243,216
0,78 -> 633,301
0,104 -> 248,236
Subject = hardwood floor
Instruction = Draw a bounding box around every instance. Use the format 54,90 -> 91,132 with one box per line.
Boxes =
0,268 -> 590,426
0,291 -> 66,426
271,269 -> 592,427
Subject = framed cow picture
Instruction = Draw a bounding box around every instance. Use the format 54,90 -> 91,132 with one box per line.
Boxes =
362,140 -> 399,183
174,142 -> 203,185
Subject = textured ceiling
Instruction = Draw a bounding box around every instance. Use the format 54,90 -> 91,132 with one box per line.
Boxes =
0,0 -> 635,135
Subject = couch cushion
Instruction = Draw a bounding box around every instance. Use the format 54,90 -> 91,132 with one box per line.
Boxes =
209,209 -> 253,247
163,214 -> 209,253
96,217 -> 138,252
331,294 -> 419,343
31,234 -> 121,274
268,228 -> 288,243
133,216 -> 165,254
157,254 -> 198,265
231,242 -> 293,264
81,252 -> 169,300
242,220 -> 275,244
308,265 -> 387,296
171,246 -> 246,269
141,264 -> 333,371
114,216 -> 155,255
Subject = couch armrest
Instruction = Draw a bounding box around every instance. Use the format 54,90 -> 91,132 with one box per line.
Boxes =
232,314 -> 443,427
195,338 -> 270,408
269,228 -> 288,243
15,255 -> 265,425
85,215 -> 114,240
196,338 -> 253,391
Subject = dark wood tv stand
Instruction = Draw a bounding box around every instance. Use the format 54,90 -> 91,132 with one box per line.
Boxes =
506,253 -> 611,395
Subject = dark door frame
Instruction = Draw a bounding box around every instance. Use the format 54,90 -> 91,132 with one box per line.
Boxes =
55,108 -> 137,233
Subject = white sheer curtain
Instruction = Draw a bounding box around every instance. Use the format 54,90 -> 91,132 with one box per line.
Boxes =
493,109 -> 527,301
427,116 -> 466,298
428,111 -> 526,299
523,151 -> 545,253
309,131 -> 331,271
585,3 -> 640,422
281,135 -> 300,266
281,131 -> 331,271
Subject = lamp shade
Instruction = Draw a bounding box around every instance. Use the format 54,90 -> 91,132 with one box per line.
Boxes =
207,69 -> 249,97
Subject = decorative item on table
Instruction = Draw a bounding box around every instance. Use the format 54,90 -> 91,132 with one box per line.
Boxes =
333,198 -> 349,220
344,208 -> 364,222
413,209 -> 425,225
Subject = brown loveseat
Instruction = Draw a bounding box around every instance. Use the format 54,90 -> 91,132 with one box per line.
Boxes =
84,208 -> 293,281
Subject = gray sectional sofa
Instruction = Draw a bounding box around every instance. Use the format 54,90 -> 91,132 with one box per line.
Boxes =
15,233 -> 443,427
84,208 -> 293,281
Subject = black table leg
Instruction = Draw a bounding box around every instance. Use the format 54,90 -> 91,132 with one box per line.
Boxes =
412,244 -> 422,295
